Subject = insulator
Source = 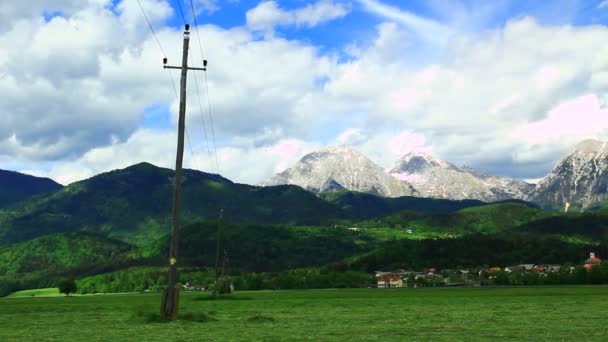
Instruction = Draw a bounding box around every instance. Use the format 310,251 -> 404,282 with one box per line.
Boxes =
185,24 -> 190,31
203,60 -> 208,67
163,57 -> 167,64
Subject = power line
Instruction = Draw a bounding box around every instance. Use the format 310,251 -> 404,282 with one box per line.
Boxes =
175,0 -> 187,26
189,0 -> 221,175
202,72 -> 221,175
189,48 -> 214,165
189,0 -> 207,60
136,0 -> 166,57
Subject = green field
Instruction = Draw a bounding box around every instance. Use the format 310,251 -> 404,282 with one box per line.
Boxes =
5,288 -> 60,298
2,287 -> 608,341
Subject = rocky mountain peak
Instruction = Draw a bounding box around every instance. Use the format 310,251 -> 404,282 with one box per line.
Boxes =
530,139 -> 608,209
261,146 -> 418,197
387,151 -> 531,202
574,139 -> 606,154
390,151 -> 457,174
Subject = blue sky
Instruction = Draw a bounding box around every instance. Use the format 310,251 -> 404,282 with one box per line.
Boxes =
1,0 -> 608,185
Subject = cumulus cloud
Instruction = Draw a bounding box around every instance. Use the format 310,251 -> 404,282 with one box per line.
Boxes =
511,95 -> 608,145
246,0 -> 350,33
0,4 -> 175,161
36,128 -> 321,185
321,16 -> 608,178
4,1 -> 608,185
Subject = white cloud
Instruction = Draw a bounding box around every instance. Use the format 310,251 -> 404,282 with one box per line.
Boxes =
356,0 -> 451,46
511,95 -> 608,145
319,16 -> 608,178
192,0 -> 220,14
4,2 -> 608,186
246,0 -> 350,33
38,128 -> 321,185
598,0 -> 608,9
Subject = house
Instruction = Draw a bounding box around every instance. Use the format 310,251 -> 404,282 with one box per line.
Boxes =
348,227 -> 359,232
505,265 -> 525,273
374,271 -> 393,278
479,267 -> 501,276
532,265 -> 546,272
519,264 -> 535,271
377,274 -> 403,288
584,252 -> 602,269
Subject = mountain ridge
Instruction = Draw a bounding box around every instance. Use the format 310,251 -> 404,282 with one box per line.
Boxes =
0,169 -> 63,208
530,139 -> 608,210
261,145 -> 419,197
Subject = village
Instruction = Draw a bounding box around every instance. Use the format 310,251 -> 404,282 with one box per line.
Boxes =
375,253 -> 603,288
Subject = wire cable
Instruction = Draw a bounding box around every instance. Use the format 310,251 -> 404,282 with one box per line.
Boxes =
136,0 -> 166,57
189,0 -> 221,175
175,0 -> 188,26
189,48 -> 214,165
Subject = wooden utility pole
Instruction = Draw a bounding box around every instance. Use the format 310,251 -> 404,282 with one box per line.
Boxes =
212,209 -> 223,296
160,24 -> 207,320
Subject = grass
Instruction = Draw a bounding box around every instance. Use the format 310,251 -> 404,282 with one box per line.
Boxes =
2,287 -> 608,341
6,288 -> 60,298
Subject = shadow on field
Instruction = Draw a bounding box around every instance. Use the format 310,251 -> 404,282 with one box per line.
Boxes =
132,310 -> 217,324
192,295 -> 253,301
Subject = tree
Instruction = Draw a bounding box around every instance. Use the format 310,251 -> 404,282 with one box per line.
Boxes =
57,279 -> 77,296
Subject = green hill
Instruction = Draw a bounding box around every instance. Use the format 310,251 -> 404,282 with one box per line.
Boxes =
151,221 -> 386,273
337,233 -> 596,273
321,191 -> 486,219
518,212 -> 608,241
0,169 -> 62,208
0,231 -> 137,278
0,163 -> 507,247
0,163 -> 342,246
356,202 -> 553,236
0,231 -> 140,297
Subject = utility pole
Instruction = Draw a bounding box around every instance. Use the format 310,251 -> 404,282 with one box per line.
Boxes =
212,208 -> 223,296
160,24 -> 207,320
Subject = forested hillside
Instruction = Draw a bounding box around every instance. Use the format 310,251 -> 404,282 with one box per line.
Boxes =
0,169 -> 62,208
0,163 -> 342,246
0,162 -> 498,247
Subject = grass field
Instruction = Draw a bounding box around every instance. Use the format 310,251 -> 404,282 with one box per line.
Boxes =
6,288 -> 60,298
2,286 -> 608,341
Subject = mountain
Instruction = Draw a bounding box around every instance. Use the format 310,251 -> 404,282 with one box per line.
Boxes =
0,231 -> 137,278
357,202 -> 550,236
0,169 -> 62,208
386,151 -> 533,202
261,146 -> 419,197
530,139 -> 608,210
153,221 -> 379,273
320,191 -> 486,219
0,162 -> 342,246
0,231 -> 140,297
338,233 -> 595,273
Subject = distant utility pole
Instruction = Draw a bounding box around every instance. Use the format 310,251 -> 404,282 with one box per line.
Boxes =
160,24 -> 207,320
213,208 -> 224,296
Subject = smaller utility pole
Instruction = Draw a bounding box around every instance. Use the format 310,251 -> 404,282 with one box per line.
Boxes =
160,23 -> 207,320
213,208 -> 223,296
